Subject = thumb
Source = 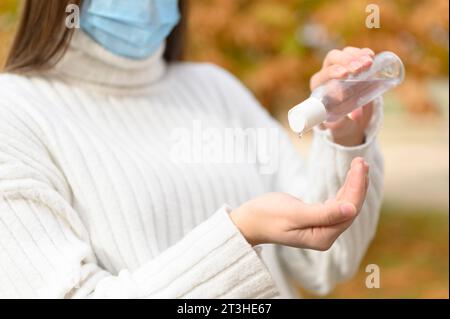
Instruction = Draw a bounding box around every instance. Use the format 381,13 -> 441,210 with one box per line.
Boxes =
304,200 -> 357,227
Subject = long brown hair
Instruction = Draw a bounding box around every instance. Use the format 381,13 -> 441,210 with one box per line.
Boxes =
4,0 -> 188,74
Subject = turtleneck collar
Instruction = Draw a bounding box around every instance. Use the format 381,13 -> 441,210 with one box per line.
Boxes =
48,30 -> 168,95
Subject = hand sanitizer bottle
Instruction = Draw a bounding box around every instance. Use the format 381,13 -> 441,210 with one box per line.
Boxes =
288,51 -> 405,135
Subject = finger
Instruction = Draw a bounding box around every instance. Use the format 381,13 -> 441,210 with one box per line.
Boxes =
361,102 -> 374,127
361,47 -> 375,56
295,215 -> 355,251
324,49 -> 370,73
314,48 -> 375,90
364,161 -> 370,192
343,47 -> 374,69
348,107 -> 364,122
311,217 -> 354,249
360,161 -> 370,204
336,157 -> 365,201
335,185 -> 345,201
343,46 -> 374,60
323,49 -> 355,69
310,64 -> 349,90
327,104 -> 371,133
310,162 -> 368,247
324,113 -> 355,132
343,46 -> 374,56
339,157 -> 365,197
341,158 -> 369,211
300,200 -> 358,228
335,169 -> 353,201
348,101 -> 374,124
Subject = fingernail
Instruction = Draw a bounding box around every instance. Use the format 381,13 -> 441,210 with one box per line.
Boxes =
340,203 -> 356,217
352,157 -> 364,167
363,48 -> 375,56
350,61 -> 362,71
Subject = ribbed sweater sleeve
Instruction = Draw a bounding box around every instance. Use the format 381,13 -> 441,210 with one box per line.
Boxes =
210,65 -> 384,295
0,105 -> 278,299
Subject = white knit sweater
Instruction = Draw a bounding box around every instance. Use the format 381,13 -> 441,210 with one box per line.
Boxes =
0,31 -> 384,298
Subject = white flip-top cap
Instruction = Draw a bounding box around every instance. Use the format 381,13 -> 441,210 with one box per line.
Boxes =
288,97 -> 327,134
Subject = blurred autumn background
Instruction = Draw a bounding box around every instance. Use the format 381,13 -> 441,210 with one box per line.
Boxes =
1,0 -> 448,298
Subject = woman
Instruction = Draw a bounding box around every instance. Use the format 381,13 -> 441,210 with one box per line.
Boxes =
0,0 -> 383,298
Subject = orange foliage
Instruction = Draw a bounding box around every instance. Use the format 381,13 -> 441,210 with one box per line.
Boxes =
186,0 -> 449,114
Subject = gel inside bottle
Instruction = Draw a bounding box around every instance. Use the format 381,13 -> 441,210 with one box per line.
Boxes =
288,51 -> 405,135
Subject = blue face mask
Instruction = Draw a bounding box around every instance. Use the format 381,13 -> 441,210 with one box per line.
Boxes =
81,0 -> 180,60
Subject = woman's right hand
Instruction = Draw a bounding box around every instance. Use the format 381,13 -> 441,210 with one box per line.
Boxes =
230,157 -> 369,250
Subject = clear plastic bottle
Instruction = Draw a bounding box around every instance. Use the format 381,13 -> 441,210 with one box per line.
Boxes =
288,51 -> 405,135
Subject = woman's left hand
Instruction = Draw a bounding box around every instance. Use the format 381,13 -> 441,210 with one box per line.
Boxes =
310,47 -> 376,146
